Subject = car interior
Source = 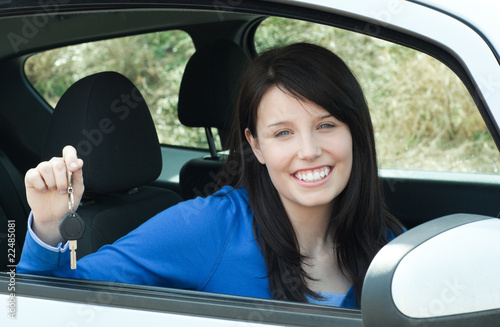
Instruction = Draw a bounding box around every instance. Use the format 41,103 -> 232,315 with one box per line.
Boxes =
41,71 -> 183,258
0,4 -> 499,278
177,38 -> 250,200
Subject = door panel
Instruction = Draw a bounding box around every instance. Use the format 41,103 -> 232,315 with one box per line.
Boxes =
382,170 -> 500,229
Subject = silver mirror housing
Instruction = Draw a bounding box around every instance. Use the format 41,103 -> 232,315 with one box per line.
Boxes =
362,214 -> 500,327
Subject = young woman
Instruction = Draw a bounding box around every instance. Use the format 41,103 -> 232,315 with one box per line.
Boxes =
19,43 -> 404,308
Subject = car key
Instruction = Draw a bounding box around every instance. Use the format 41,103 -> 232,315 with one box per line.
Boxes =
58,171 -> 85,269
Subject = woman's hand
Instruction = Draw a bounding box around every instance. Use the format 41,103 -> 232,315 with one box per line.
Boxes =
25,145 -> 84,246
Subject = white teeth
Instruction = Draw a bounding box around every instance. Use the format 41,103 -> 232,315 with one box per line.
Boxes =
295,167 -> 331,182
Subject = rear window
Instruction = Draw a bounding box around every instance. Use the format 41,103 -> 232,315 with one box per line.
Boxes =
24,30 -> 221,150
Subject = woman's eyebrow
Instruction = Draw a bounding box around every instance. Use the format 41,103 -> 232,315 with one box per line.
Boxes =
267,114 -> 333,128
267,120 -> 289,128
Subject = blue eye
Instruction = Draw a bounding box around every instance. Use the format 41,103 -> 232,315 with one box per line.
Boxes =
275,130 -> 290,137
319,123 -> 335,129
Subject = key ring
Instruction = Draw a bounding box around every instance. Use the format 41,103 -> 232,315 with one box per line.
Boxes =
68,171 -> 75,213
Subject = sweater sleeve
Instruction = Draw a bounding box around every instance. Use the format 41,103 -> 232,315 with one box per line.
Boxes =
17,212 -> 71,276
17,187 -> 243,290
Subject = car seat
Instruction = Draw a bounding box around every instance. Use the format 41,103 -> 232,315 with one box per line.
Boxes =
177,39 -> 250,199
42,71 -> 182,258
0,147 -> 30,270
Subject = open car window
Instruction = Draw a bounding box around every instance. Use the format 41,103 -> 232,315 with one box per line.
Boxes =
255,17 -> 500,175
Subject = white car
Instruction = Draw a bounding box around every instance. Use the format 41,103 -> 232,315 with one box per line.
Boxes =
0,0 -> 499,326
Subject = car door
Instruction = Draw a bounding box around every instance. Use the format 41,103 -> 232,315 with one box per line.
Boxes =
1,0 -> 499,326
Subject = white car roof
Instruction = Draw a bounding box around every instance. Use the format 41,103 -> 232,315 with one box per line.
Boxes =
415,0 -> 500,57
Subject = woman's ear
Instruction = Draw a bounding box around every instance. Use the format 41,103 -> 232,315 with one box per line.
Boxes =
245,128 -> 265,164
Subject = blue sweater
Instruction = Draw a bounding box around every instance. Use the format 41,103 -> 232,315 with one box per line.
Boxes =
18,186 -> 358,308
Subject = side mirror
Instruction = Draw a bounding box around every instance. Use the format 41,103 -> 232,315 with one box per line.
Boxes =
362,214 -> 500,327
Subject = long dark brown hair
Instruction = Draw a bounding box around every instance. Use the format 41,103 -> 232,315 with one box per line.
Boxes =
222,43 -> 404,306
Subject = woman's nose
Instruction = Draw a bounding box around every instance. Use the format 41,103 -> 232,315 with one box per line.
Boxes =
297,134 -> 321,161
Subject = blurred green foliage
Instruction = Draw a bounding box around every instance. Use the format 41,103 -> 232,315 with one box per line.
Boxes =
24,17 -> 499,173
256,17 -> 498,173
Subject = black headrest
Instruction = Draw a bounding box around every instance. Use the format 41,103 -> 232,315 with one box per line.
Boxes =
42,71 -> 162,195
178,39 -> 250,131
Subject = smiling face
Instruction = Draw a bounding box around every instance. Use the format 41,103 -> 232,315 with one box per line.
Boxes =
245,85 -> 353,215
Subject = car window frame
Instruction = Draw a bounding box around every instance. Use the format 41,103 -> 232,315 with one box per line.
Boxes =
0,273 -> 364,326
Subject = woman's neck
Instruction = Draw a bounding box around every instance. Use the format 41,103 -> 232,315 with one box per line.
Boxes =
283,199 -> 352,294
282,199 -> 334,256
